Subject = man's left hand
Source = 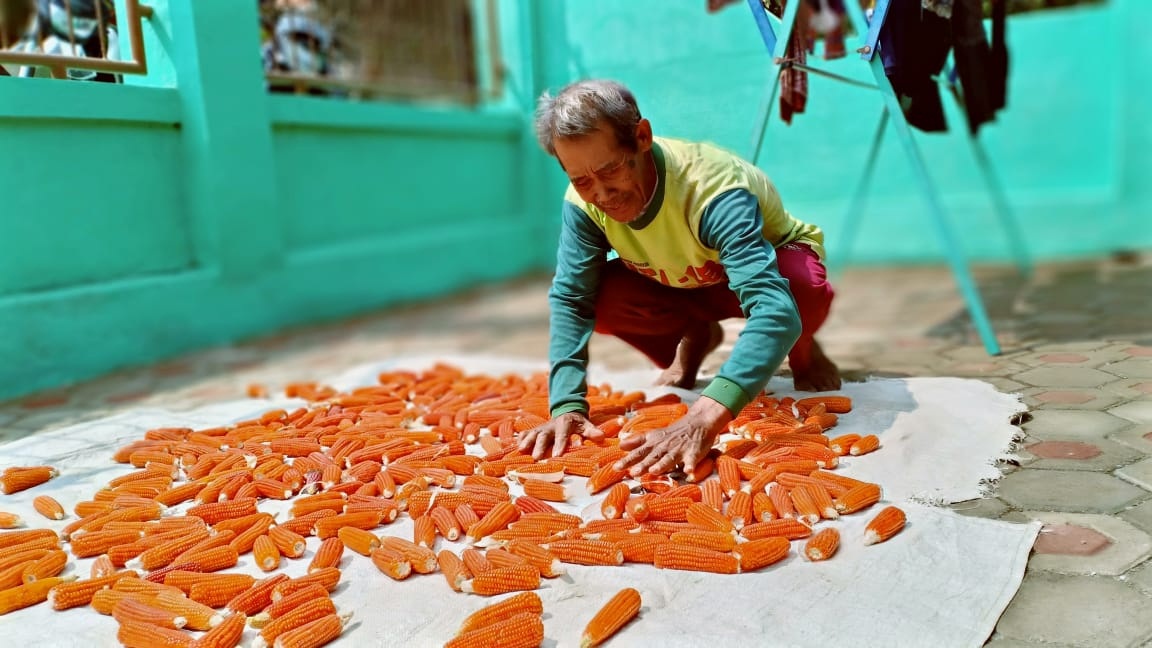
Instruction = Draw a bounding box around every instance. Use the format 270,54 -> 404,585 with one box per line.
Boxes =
613,396 -> 733,476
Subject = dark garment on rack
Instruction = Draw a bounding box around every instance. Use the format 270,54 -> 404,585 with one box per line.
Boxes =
878,0 -> 1009,135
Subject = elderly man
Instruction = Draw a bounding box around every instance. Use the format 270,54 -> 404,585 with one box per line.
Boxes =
518,79 -> 838,477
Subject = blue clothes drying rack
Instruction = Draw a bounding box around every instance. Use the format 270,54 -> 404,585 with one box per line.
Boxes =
744,0 -> 1030,356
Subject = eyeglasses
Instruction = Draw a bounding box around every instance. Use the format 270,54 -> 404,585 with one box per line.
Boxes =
569,154 -> 632,191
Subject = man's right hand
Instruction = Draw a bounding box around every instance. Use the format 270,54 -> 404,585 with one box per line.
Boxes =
517,412 -> 605,460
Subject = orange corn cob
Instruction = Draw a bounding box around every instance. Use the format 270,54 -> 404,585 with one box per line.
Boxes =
804,527 -> 840,561
505,541 -> 564,578
271,568 -> 341,601
429,507 -> 462,541
700,479 -> 724,512
253,535 -> 282,572
850,434 -> 880,456
49,571 -> 136,609
835,483 -> 882,514
615,533 -> 668,564
270,612 -> 349,648
189,577 -> 255,609
113,596 -> 189,629
581,587 -> 641,648
163,571 -> 254,595
863,506 -> 906,545
795,396 -> 852,413
154,482 -> 207,507
644,496 -> 693,523
768,483 -> 796,520
116,620 -> 194,648
828,433 -> 861,456
0,529 -> 58,551
0,466 -> 57,495
114,576 -> 184,597
178,545 -> 239,573
447,611 -> 543,648
740,518 -> 813,541
461,548 -> 491,575
278,510 -> 337,537
513,495 -> 558,516
268,526 -> 307,558
466,501 -> 521,543
337,527 -> 379,556
511,512 -> 583,535
653,543 -> 738,574
379,536 -> 437,574
485,548 -> 530,571
544,540 -> 623,566
579,519 -> 640,539
412,514 -> 436,549
370,547 -> 412,580
0,558 -> 39,590
600,482 -> 631,520
258,596 -> 340,645
455,504 -> 480,535
152,590 -> 224,631
521,479 -> 568,502
716,456 -> 742,497
308,537 -> 345,573
660,483 -> 703,502
314,510 -> 384,540
586,463 -> 629,495
0,512 -> 22,529
752,491 -> 777,522
456,590 -> 543,635
193,608 -> 246,648
92,554 -> 116,578
187,499 -> 258,526
685,502 -> 734,534
252,584 -> 330,625
171,530 -> 236,567
0,575 -> 75,615
669,529 -> 737,552
437,550 -> 470,591
289,493 -> 346,518
735,536 -> 791,571
460,565 -> 541,596
20,549 -> 66,583
91,588 -> 149,615
31,495 -> 65,521
788,485 -> 823,526
726,490 -> 754,529
229,513 -> 275,554
69,528 -> 142,559
228,573 -> 290,616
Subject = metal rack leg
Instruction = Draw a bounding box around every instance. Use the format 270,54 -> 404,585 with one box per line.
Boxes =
832,108 -> 889,277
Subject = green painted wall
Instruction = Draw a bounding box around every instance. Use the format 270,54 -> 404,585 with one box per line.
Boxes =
558,0 -> 1152,264
0,0 -> 568,401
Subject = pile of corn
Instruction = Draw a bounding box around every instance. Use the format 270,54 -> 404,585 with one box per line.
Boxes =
0,363 -> 904,647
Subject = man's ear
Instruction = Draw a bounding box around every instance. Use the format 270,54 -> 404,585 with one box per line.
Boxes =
635,119 -> 653,153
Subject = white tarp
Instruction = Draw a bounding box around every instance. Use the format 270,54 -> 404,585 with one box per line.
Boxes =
0,354 -> 1039,648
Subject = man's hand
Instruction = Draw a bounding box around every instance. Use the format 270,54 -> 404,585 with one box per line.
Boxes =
613,396 -> 733,476
517,411 -> 605,460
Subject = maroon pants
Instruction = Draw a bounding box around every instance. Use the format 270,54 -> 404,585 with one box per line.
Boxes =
593,243 -> 833,371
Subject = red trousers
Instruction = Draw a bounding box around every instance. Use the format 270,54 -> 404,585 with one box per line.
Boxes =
592,243 -> 833,371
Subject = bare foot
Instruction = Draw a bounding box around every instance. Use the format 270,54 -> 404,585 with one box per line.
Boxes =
656,321 -> 724,389
792,340 -> 841,392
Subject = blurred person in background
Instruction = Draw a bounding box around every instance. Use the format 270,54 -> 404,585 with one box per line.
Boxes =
5,0 -> 121,82
518,79 -> 839,476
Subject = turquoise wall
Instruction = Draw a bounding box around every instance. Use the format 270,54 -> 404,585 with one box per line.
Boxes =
559,0 -> 1152,264
0,0 -> 569,401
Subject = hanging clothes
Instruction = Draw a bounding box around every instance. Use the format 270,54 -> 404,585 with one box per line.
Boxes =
879,0 -> 1009,135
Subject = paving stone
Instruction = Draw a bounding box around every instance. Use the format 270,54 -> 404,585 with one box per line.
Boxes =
1122,500 -> 1152,536
1016,438 -> 1143,472
1022,410 -> 1132,441
1102,359 -> 1152,379
1125,346 -> 1152,358
1015,349 -> 1128,369
1127,558 -> 1152,596
1021,388 -> 1121,411
1018,512 -> 1152,576
1118,458 -> 1152,492
997,470 -> 1147,514
1032,340 -> 1114,353
983,377 -> 1029,394
994,573 -> 1152,647
1110,401 -> 1152,425
1109,425 -> 1152,455
1013,366 -> 1118,388
948,497 -> 1010,520
1101,378 -> 1152,399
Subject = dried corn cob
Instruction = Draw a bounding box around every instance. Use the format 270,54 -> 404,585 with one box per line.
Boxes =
804,527 -> 840,561
370,547 -> 412,581
466,501 -> 521,543
740,518 -> 813,541
268,526 -> 307,558
787,485 -> 823,526
850,434 -> 880,456
0,512 -> 22,529
254,535 -> 281,572
768,483 -> 796,520
189,577 -> 254,609
379,536 -> 437,574
250,584 -> 330,626
716,456 -> 742,497
152,590 -> 224,631
171,530 -> 236,567
177,545 -> 238,573
600,482 -> 631,520
429,506 -> 462,541
91,588 -> 149,615
699,479 -> 724,512
828,433 -> 861,456
20,549 -> 67,583
581,587 -> 641,648
49,571 -> 136,609
437,550 -> 470,591
795,396 -> 852,413
685,502 -> 734,534
586,463 -> 629,495
863,506 -> 906,545
193,608 -> 246,648
0,466 -> 57,495
187,499 -> 258,526
485,548 -> 530,571
835,483 -> 882,514
653,544 -> 738,574
446,611 -> 544,648
544,540 -> 623,566
455,504 -> 480,535
456,590 -> 543,635
460,565 -> 541,596
505,541 -> 564,578
228,573 -> 290,616
726,490 -> 754,530
115,620 -> 194,648
615,533 -> 668,564
31,495 -> 65,521
734,536 -> 791,571
257,596 -> 339,647
269,612 -> 349,648
91,554 -> 116,578
314,510 -> 384,540
114,576 -> 184,597
0,575 -> 75,614
461,548 -> 491,575
669,529 -> 737,552
752,491 -> 777,523
336,527 -> 379,556
308,537 -> 344,573
112,596 -> 189,629
278,510 -> 337,537
164,571 -> 254,596
412,514 -> 436,549
71,528 -> 144,559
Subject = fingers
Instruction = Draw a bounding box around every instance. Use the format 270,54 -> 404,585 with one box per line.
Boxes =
517,427 -> 538,454
682,445 -> 701,474
532,426 -> 555,460
629,446 -> 671,477
646,454 -> 679,476
613,443 -> 649,473
551,426 -> 569,458
618,433 -> 645,450
582,423 -> 605,441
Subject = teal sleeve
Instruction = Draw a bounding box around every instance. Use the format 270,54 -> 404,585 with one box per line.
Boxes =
698,189 -> 802,414
547,202 -> 611,418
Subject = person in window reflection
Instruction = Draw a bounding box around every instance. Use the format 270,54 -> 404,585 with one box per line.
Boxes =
6,0 -> 120,82
260,5 -> 334,96
518,79 -> 839,477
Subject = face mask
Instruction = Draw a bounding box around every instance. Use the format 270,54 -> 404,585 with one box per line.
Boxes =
49,3 -> 100,41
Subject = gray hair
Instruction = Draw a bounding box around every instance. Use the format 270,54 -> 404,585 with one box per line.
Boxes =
534,79 -> 642,157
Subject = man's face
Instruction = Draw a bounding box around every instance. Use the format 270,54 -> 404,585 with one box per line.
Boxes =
554,120 -> 653,223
